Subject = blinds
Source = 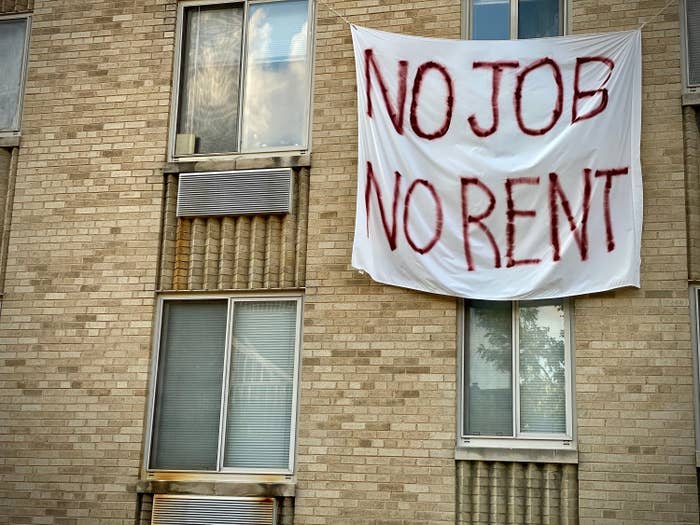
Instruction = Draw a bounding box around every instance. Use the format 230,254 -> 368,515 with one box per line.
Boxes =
224,301 -> 297,470
0,18 -> 27,131
518,301 -> 566,434
150,301 -> 228,470
687,0 -> 700,87
464,300 -> 567,437
150,298 -> 299,472
465,301 -> 513,436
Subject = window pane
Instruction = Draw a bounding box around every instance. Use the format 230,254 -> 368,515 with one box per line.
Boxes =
465,301 -> 513,436
518,300 -> 566,434
177,5 -> 242,154
224,301 -> 297,470
472,0 -> 510,40
150,301 -> 228,470
0,19 -> 27,131
687,0 -> 700,86
240,0 -> 309,150
518,0 -> 560,38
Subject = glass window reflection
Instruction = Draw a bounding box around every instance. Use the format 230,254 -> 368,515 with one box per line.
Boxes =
518,0 -> 560,38
241,1 -> 309,151
471,0 -> 510,40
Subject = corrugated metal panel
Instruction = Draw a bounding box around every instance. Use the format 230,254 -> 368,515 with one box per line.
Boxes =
177,169 -> 292,217
151,495 -> 276,525
687,0 -> 700,88
159,168 -> 308,291
457,460 -> 578,524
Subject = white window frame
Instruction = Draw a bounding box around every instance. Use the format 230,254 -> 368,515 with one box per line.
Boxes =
680,0 -> 700,93
168,0 -> 315,161
689,286 -> 700,466
0,13 -> 31,136
144,292 -> 303,476
458,299 -> 575,450
461,0 -> 566,40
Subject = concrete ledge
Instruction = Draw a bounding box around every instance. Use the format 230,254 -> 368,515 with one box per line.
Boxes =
456,447 -> 579,464
163,154 -> 311,174
136,480 -> 295,498
682,92 -> 700,106
0,136 -> 20,148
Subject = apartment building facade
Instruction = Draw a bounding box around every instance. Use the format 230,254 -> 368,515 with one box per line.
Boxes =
0,0 -> 699,523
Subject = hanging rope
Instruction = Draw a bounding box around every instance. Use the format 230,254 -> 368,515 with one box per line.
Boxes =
639,0 -> 676,30
317,0 -> 352,26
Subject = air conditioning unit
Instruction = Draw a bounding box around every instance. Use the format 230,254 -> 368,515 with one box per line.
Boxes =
176,169 -> 293,218
151,495 -> 276,525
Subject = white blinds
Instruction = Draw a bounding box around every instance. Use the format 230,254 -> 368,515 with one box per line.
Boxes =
150,298 -> 299,472
518,301 -> 566,434
0,18 -> 27,131
464,300 -> 568,438
687,0 -> 700,87
150,300 -> 228,470
224,301 -> 297,470
465,301 -> 513,436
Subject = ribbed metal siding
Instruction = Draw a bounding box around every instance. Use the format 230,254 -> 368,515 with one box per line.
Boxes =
151,495 -> 276,525
159,168 -> 309,291
687,0 -> 700,88
457,461 -> 578,524
0,0 -> 34,13
177,169 -> 292,217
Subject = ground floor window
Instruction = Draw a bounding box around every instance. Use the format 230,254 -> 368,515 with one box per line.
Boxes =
461,299 -> 573,446
148,295 -> 301,474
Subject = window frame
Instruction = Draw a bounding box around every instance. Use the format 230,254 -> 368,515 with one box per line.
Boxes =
144,292 -> 304,476
680,0 -> 699,93
0,13 -> 31,136
458,299 -> 575,450
168,0 -> 315,161
461,0 -> 566,40
689,286 -> 700,466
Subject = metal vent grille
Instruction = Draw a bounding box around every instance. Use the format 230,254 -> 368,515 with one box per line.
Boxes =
151,495 -> 276,525
177,169 -> 292,217
687,0 -> 700,88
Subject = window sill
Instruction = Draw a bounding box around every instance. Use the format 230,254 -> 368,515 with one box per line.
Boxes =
0,135 -> 20,148
682,92 -> 700,106
163,153 -> 311,174
456,446 -> 578,464
136,479 -> 295,498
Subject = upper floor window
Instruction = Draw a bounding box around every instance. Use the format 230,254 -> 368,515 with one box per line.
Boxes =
682,0 -> 699,91
465,0 -> 563,39
171,0 -> 312,158
460,299 -> 573,448
0,15 -> 30,134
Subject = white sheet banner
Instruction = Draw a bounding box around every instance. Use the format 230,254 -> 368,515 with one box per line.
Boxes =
351,26 -> 642,300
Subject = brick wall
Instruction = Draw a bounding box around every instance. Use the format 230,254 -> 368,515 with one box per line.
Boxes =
0,1 -> 173,523
0,1 -> 698,524
295,1 -> 461,523
573,1 -> 699,522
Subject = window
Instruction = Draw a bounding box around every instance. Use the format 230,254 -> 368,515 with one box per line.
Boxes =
460,299 -> 573,447
690,287 -> 700,462
0,15 -> 30,134
148,296 -> 302,473
682,0 -> 700,91
464,0 -> 563,39
171,0 -> 313,157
